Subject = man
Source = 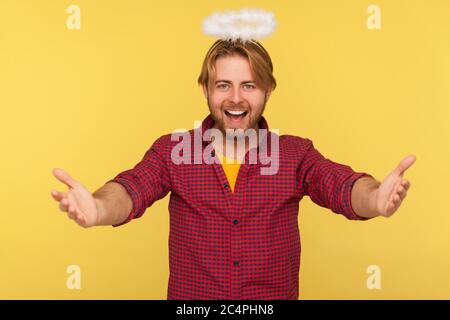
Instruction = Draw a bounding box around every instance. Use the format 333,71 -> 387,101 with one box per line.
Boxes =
51,39 -> 415,299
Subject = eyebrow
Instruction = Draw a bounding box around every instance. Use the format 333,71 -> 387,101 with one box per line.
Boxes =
215,80 -> 255,84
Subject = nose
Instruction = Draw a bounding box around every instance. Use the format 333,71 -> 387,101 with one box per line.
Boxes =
229,87 -> 244,104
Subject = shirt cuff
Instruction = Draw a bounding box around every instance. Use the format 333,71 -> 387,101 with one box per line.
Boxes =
106,178 -> 141,227
341,172 -> 375,221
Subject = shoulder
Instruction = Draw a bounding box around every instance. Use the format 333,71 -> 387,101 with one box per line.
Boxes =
278,134 -> 315,156
144,133 -> 178,160
148,129 -> 198,158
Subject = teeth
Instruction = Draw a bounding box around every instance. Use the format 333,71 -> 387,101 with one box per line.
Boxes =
227,110 -> 245,115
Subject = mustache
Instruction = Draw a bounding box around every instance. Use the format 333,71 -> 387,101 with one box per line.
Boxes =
222,101 -> 250,109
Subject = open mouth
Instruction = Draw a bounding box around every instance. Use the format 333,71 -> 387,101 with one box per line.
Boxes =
224,110 -> 248,121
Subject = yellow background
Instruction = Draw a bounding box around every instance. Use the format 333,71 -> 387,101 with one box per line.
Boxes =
0,0 -> 449,299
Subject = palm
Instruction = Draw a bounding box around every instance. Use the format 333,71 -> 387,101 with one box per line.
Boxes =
51,168 -> 99,227
67,183 -> 98,226
375,155 -> 416,217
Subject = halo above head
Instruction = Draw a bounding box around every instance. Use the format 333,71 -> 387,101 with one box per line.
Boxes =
202,8 -> 277,42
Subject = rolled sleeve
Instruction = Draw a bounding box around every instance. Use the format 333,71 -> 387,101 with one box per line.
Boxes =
106,177 -> 144,227
299,139 -> 374,221
107,135 -> 172,227
340,171 -> 374,220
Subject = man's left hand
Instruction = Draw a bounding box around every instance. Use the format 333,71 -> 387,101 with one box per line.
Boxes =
375,155 -> 416,217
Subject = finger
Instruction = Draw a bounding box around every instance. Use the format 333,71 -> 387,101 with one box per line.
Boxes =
395,189 -> 406,201
395,186 -> 406,199
396,185 -> 406,195
394,155 -> 416,176
75,215 -> 87,228
401,179 -> 410,191
67,206 -> 77,220
61,198 -> 69,207
392,194 -> 401,205
385,202 -> 396,217
52,168 -> 78,189
59,198 -> 69,212
67,197 -> 84,220
51,189 -> 66,202
66,192 -> 82,215
68,205 -> 77,216
69,205 -> 86,226
388,198 -> 401,215
399,190 -> 407,200
59,202 -> 68,212
70,205 -> 84,221
387,195 -> 400,212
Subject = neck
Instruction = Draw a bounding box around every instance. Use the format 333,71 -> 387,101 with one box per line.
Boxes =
211,125 -> 260,162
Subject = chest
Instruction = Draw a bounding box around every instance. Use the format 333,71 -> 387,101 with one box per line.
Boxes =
169,161 -> 301,214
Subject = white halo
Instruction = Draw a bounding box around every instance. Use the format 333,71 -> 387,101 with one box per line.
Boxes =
202,8 -> 277,42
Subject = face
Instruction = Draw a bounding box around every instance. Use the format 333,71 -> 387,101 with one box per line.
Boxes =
203,54 -> 272,134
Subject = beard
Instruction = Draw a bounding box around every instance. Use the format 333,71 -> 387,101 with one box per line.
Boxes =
206,94 -> 267,135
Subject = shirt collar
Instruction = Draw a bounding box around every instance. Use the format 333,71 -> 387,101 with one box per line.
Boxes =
200,114 -> 270,146
197,114 -> 274,167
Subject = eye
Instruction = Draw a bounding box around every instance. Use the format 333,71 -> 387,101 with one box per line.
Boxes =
217,83 -> 229,89
243,84 -> 256,90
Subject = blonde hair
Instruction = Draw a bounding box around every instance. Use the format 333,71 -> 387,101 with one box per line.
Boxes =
197,39 -> 277,92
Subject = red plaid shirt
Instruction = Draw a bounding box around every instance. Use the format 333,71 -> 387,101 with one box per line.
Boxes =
108,114 -> 372,300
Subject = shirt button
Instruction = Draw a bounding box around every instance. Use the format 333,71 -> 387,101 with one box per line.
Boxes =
233,219 -> 239,225
234,261 -> 240,267
223,183 -> 229,189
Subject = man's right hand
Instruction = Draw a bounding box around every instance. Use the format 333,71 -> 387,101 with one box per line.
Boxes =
51,168 -> 100,228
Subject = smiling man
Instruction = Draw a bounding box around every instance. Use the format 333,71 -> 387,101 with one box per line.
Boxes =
199,41 -> 275,169
205,54 -> 270,133
51,38 -> 415,299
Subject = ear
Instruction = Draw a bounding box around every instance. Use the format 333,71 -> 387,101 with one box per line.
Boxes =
202,84 -> 208,99
265,88 -> 273,100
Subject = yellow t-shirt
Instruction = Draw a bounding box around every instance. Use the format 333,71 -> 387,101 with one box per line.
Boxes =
219,155 -> 241,192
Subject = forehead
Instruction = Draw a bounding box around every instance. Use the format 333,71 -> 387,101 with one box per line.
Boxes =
214,54 -> 253,81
